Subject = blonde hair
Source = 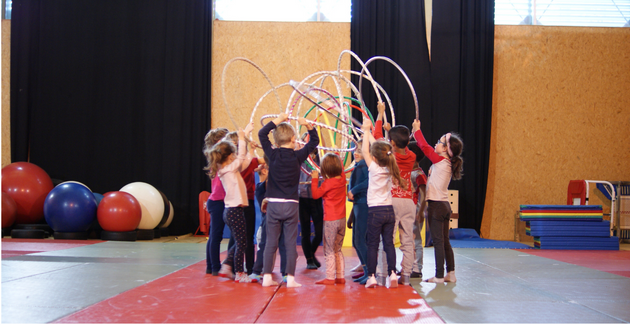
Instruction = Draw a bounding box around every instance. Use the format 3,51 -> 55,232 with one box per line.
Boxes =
225,131 -> 238,146
370,140 -> 407,190
203,127 -> 228,152
273,122 -> 296,146
320,153 -> 343,179
203,140 -> 236,179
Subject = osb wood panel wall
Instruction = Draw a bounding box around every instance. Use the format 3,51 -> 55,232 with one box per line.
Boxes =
2,20 -> 10,168
211,21 -> 351,148
482,25 -> 630,240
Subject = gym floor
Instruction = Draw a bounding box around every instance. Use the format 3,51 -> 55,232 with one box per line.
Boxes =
2,236 -> 629,323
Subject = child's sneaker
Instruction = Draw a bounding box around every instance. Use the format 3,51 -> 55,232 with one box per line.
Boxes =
218,264 -> 234,279
365,275 -> 377,288
388,270 -> 398,288
236,272 -> 256,283
397,274 -> 410,286
249,273 -> 262,282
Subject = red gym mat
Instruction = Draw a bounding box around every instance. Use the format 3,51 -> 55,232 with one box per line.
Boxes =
55,250 -> 443,323
1,238 -> 104,258
257,259 -> 443,323
516,249 -> 630,278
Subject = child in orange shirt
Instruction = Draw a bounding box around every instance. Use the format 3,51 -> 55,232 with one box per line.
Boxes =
311,153 -> 348,285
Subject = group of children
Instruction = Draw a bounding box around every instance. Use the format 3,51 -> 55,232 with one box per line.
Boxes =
202,102 -> 464,288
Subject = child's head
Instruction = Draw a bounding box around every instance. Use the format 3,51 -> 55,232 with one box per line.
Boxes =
203,127 -> 229,151
224,131 -> 239,146
445,133 -> 464,180
273,122 -> 296,147
203,140 -> 236,179
370,140 -> 407,190
388,125 -> 410,149
320,153 -> 343,179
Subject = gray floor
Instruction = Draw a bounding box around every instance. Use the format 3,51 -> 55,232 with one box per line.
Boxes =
413,248 -> 630,323
2,239 -> 629,323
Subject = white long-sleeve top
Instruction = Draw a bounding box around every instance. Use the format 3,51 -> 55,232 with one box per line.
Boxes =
217,138 -> 252,208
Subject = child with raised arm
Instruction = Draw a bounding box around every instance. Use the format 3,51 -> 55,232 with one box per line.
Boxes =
347,140 -> 369,284
412,119 -> 463,283
203,127 -> 229,276
373,102 -> 416,285
258,113 -> 319,288
311,153 -> 347,285
361,118 -> 407,289
206,122 -> 256,283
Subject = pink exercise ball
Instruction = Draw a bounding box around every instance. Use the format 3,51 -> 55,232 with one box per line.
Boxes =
1,162 -> 54,224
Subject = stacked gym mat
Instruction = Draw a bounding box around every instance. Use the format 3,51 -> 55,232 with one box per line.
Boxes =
519,205 -> 619,250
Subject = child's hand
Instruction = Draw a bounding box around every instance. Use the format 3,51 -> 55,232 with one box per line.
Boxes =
237,128 -> 246,139
412,119 -> 421,133
377,101 -> 386,116
311,169 -> 319,180
261,198 -> 268,213
244,121 -> 254,136
298,116 -> 313,130
347,190 -> 354,201
361,117 -> 372,131
383,122 -> 391,132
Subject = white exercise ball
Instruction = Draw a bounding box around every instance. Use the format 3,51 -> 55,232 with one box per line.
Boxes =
119,182 -> 164,230
161,201 -> 174,228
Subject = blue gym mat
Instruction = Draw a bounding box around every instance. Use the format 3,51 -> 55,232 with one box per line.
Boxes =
528,220 -> 611,237
447,228 -> 533,249
534,236 -> 620,250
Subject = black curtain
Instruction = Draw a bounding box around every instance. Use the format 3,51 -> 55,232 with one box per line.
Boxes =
11,0 -> 213,235
351,0 -> 494,235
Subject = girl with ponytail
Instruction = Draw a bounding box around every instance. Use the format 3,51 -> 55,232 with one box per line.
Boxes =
361,118 -> 405,289
411,119 -> 463,284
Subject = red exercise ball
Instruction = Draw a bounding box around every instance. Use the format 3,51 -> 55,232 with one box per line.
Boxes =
97,191 -> 142,232
1,162 -> 54,224
2,192 -> 18,228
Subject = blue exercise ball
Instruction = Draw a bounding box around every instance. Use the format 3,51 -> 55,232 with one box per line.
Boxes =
44,182 -> 97,232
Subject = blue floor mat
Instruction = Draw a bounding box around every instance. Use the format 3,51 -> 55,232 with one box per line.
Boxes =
449,238 -> 533,249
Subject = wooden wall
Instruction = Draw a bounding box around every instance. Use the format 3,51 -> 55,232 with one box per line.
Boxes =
211,21 -> 352,147
2,19 -> 10,168
482,25 -> 630,240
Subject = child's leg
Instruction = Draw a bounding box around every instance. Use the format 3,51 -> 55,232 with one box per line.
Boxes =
322,221 -> 336,280
310,198 -> 324,258
412,210 -> 424,276
298,198 -> 315,263
381,207 -> 398,277
427,201 -> 449,279
244,200 -> 256,274
252,213 -> 267,275
353,202 -> 369,267
223,207 -> 247,274
262,205 -> 282,275
443,210 -> 455,274
207,199 -> 226,273
365,208 -> 383,277
280,202 -> 300,278
334,218 -> 346,282
393,198 -> 416,277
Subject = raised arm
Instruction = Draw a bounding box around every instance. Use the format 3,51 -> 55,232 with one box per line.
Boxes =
361,118 -> 374,166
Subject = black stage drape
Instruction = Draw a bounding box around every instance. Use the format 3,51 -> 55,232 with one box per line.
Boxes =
11,0 -> 213,235
351,0 -> 494,235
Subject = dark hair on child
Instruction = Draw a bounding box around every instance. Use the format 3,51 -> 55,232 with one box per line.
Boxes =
388,125 -> 410,149
370,140 -> 408,190
203,140 -> 236,179
320,153 -> 343,179
447,133 -> 464,181
407,141 -> 425,163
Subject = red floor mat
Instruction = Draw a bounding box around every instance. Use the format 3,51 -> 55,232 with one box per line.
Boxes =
54,249 -> 442,323
1,238 -> 104,258
515,249 -> 630,278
